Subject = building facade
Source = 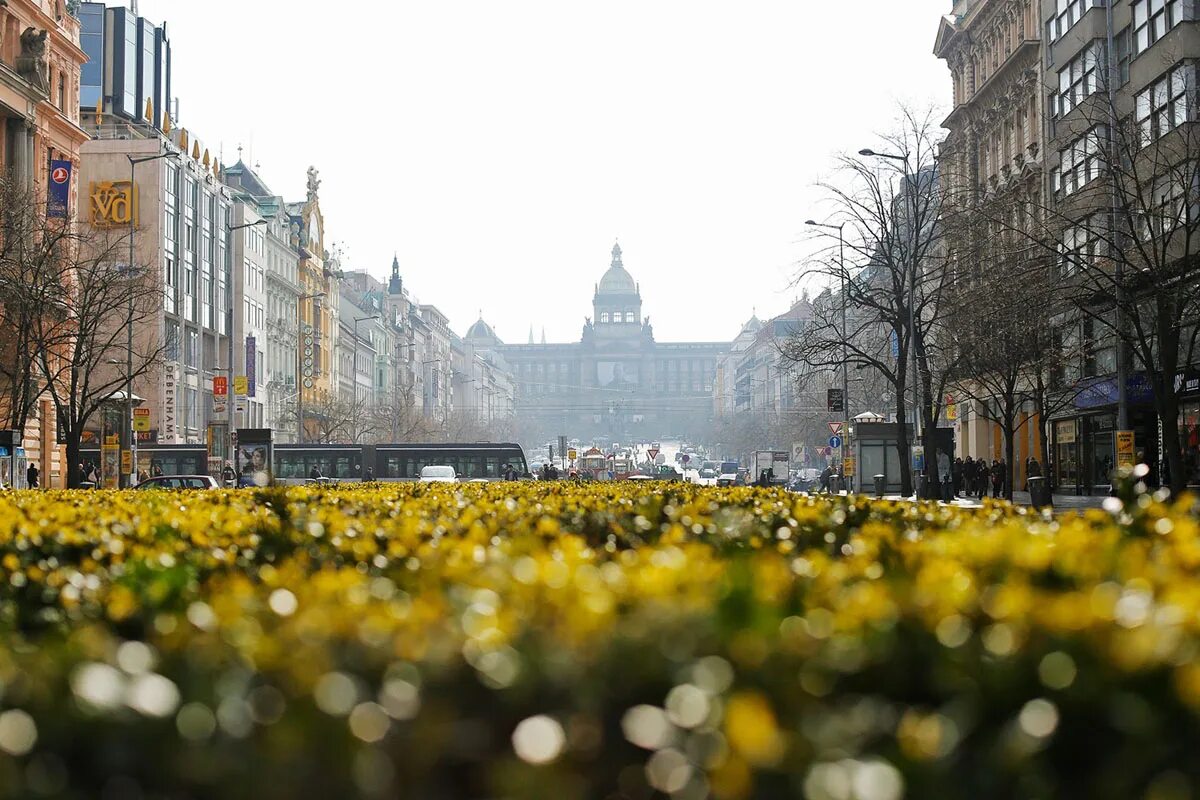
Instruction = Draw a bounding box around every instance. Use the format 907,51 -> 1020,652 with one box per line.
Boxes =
935,0 -> 1047,483
492,244 -> 727,444
78,1 -> 170,126
0,0 -> 89,486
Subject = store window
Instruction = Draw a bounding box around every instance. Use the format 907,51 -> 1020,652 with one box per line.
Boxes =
1055,419 -> 1079,489
1181,401 -> 1200,486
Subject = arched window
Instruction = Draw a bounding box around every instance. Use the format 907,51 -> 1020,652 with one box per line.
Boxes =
600,312 -> 609,323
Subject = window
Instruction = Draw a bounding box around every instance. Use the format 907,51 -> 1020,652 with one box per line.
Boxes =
1133,0 -> 1185,54
1048,0 -> 1100,42
600,312 -> 609,323
1058,213 -> 1107,278
1083,316 -> 1116,377
1051,127 -> 1105,197
185,329 -> 198,368
1115,27 -> 1132,88
625,312 -> 636,323
1135,62 -> 1195,145
1056,41 -> 1101,118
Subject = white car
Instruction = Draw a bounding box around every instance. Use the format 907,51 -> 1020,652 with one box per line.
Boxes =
418,465 -> 458,484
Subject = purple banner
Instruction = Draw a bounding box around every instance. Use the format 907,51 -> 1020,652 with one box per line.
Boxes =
48,160 -> 71,218
246,336 -> 257,398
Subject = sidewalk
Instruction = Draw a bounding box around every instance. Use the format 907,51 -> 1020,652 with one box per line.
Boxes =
873,491 -> 1107,511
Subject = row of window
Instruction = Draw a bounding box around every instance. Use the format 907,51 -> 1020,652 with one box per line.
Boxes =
1048,0 -> 1186,55
599,311 -> 637,324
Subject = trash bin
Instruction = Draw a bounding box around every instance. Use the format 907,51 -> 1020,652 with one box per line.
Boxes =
78,481 -> 96,490
1027,476 -> 1052,509
873,474 -> 885,498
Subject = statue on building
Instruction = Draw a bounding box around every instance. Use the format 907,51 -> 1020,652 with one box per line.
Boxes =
17,28 -> 49,92
306,166 -> 321,201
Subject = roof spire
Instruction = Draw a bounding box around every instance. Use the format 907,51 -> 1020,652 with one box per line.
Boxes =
388,252 -> 402,295
541,327 -> 546,345
611,240 -> 623,267
528,326 -> 535,345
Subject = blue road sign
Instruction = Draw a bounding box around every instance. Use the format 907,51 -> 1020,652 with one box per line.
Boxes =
829,435 -> 843,449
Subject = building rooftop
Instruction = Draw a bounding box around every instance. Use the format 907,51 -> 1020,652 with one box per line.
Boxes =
596,242 -> 638,296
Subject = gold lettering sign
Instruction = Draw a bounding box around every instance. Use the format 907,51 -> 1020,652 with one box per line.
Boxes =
89,181 -> 138,227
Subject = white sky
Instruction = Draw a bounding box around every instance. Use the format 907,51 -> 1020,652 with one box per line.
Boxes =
136,0 -> 951,344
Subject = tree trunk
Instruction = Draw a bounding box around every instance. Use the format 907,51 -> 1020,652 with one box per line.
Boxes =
895,391 -> 912,498
64,434 -> 82,489
1003,413 -> 1017,502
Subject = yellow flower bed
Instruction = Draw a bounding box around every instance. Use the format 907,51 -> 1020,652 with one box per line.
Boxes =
0,483 -> 1197,799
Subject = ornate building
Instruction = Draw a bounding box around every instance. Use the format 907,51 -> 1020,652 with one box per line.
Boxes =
470,244 -> 728,443
935,0 -> 1047,475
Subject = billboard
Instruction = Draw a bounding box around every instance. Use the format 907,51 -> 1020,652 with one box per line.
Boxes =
597,361 -> 639,389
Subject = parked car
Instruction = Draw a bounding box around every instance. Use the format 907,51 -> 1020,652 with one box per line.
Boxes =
716,473 -> 739,487
136,475 -> 220,490
418,466 -> 458,484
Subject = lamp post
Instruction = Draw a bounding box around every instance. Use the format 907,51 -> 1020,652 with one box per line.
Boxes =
123,149 -> 177,488
296,291 -> 326,443
806,219 -> 851,458
226,218 -> 269,460
860,147 -> 922,496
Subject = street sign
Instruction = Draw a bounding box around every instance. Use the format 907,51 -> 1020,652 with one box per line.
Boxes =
558,436 -> 568,462
647,448 -> 660,461
829,435 -> 843,449
912,445 -> 925,472
133,408 -> 150,432
234,376 -> 249,396
828,421 -> 844,436
681,454 -> 691,464
827,388 -> 845,413
213,376 -> 228,397
568,449 -> 577,461
792,442 -> 804,461
1116,430 -> 1135,467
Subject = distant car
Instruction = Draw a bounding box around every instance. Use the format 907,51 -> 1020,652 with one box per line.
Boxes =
699,469 -> 716,479
419,465 -> 458,484
627,474 -> 655,481
136,475 -> 219,490
717,473 -> 739,487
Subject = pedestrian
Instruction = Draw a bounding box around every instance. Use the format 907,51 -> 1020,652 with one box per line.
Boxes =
976,460 -> 989,498
953,457 -> 964,497
818,465 -> 832,493
26,462 -> 38,489
963,457 -> 976,498
222,461 -> 236,486
309,465 -> 322,481
137,468 -> 149,484
363,467 -> 375,482
151,461 -> 163,477
990,459 -> 1003,498
86,463 -> 100,486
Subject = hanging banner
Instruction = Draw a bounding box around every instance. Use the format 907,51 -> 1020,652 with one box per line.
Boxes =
246,336 -> 257,398
48,160 -> 72,218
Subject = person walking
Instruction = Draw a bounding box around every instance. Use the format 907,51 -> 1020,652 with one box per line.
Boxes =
952,457 -> 964,497
937,449 -> 952,502
963,457 -> 976,498
26,463 -> 38,489
222,461 -> 237,487
990,459 -> 1002,498
363,467 -> 375,482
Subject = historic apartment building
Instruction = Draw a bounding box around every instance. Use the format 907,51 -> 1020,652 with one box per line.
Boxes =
475,244 -> 728,443
1040,0 -> 1200,493
936,0 -> 1047,484
0,0 -> 90,486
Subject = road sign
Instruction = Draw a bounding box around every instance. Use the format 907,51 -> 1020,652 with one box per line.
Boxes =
234,376 -> 248,396
792,442 -> 805,461
1116,430 -> 1135,467
681,454 -> 690,464
827,388 -> 845,413
829,435 -> 843,449
133,407 -> 150,432
647,448 -> 660,461
828,421 -> 844,436
568,449 -> 577,461
213,376 -> 228,397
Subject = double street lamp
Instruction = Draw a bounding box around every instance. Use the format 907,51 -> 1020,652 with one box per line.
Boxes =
224,218 -> 269,462
859,147 -> 923,458
805,219 -> 850,457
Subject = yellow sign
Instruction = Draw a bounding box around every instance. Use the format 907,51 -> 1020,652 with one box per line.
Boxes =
568,449 -> 577,460
121,450 -> 132,473
1116,430 -> 1136,467
234,376 -> 249,396
89,181 -> 138,227
945,394 -> 958,421
105,434 -> 120,445
133,408 -> 151,432
843,455 -> 856,475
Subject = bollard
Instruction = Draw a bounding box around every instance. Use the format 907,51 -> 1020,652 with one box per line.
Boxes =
874,474 -> 885,498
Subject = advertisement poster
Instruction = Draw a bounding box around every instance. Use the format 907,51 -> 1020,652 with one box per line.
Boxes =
101,444 -> 120,488
48,160 -> 72,219
246,336 -> 257,397
597,361 -> 638,388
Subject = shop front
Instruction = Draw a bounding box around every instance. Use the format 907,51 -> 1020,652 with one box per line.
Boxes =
1052,373 -> 1159,494
1176,369 -> 1200,489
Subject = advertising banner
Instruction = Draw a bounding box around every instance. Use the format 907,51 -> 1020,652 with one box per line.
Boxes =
48,160 -> 72,218
246,336 -> 257,397
162,366 -> 177,443
1116,430 -> 1136,467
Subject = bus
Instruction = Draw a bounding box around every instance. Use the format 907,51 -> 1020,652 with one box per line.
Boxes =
272,443 -> 529,485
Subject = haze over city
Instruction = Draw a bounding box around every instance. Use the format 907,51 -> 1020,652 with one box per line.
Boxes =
134,0 -> 949,343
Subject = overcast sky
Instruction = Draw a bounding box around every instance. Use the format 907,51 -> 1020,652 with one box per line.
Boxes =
135,0 -> 951,344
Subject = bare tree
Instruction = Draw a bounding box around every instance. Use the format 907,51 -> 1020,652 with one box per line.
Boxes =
784,107 -> 955,496
0,173 -> 71,433
993,55 -> 1200,493
34,226 -> 166,487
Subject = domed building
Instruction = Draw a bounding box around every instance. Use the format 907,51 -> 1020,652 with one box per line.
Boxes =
492,243 -> 729,442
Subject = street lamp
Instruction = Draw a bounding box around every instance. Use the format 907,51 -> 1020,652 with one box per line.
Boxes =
123,149 -> 178,488
806,219 -> 851,463
352,314 -> 381,411
225,218 -> 269,460
861,146 -> 922,494
296,291 -> 326,443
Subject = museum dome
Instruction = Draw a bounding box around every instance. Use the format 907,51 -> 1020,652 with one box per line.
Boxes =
465,317 -> 501,344
597,243 -> 638,296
